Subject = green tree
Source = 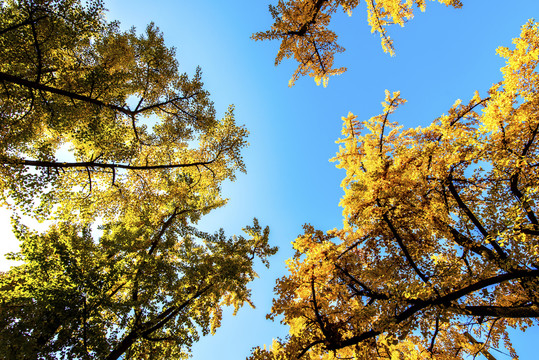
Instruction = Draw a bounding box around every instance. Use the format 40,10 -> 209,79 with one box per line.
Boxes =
0,1 -> 277,358
1,218 -> 276,360
250,21 -> 539,360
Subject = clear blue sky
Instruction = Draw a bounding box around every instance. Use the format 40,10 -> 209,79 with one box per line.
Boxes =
2,0 -> 539,358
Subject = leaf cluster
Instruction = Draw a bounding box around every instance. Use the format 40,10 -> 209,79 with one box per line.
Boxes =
252,0 -> 461,86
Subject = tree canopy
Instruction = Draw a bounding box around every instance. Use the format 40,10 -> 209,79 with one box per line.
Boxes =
0,0 -> 246,226
249,20 -> 539,360
1,217 -> 276,359
0,1 -> 277,359
252,0 -> 462,86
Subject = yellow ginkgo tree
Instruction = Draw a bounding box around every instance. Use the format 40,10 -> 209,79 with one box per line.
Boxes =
0,1 -> 277,359
0,0 -> 246,226
250,20 -> 539,360
253,0 -> 462,86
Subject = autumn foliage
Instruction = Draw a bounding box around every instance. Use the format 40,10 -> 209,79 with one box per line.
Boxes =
250,20 -> 539,359
0,1 -> 277,359
252,0 -> 462,86
2,0 -> 539,359
0,0 -> 246,224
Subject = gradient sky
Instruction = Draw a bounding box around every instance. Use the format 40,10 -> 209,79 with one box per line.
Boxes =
1,0 -> 539,359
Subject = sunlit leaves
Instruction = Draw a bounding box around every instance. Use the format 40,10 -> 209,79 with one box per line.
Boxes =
253,0 -> 462,86
0,1 -> 276,359
0,1 -> 248,227
0,217 -> 277,359
251,20 -> 539,360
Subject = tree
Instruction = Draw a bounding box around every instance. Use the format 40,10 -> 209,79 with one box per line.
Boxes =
0,0 -> 245,226
249,20 -> 539,359
1,217 -> 276,360
252,0 -> 462,86
0,1 -> 277,358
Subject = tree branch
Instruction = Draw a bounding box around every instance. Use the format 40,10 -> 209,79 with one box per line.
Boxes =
444,222 -> 497,262
447,174 -> 507,259
463,331 -> 497,360
106,283 -> 214,360
321,269 -> 539,352
8,157 -> 219,171
510,172 -> 538,226
0,71 -> 134,115
0,15 -> 48,36
0,71 -> 197,118
335,263 -> 389,301
380,208 -> 431,286
449,304 -> 539,318
283,0 -> 328,37
428,315 -> 440,355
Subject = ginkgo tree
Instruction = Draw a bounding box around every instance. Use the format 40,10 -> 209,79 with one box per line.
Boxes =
253,0 -> 462,86
250,20 -> 539,360
0,0 -> 245,225
1,216 -> 276,360
0,1 -> 277,359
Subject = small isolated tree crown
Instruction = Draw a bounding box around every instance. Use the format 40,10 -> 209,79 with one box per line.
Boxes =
252,0 -> 462,86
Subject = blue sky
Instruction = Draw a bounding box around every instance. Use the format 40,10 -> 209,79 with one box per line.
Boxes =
1,0 -> 539,358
